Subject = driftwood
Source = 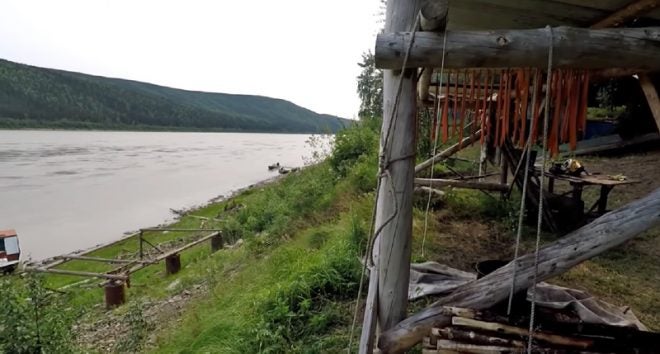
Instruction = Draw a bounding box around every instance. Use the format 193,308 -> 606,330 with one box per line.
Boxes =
378,187 -> 660,353
375,27 -> 660,70
415,178 -> 509,192
415,130 -> 482,174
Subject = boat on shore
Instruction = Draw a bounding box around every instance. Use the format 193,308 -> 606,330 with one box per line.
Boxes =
0,229 -> 21,274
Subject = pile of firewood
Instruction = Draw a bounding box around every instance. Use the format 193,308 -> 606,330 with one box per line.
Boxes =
422,307 -> 658,354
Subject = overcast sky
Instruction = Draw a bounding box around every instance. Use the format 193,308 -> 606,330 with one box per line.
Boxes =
0,0 -> 383,119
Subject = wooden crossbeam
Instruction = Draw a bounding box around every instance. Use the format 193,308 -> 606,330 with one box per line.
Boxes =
27,267 -> 129,281
375,27 -> 660,70
57,255 -> 138,264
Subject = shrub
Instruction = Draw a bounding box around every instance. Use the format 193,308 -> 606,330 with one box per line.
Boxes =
329,122 -> 378,177
0,274 -> 76,353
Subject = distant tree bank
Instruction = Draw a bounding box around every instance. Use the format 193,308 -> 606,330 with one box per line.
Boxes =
0,59 -> 351,134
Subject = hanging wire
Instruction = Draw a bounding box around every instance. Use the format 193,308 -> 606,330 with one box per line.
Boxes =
506,70 -> 540,316
527,25 -> 554,354
421,29 -> 449,258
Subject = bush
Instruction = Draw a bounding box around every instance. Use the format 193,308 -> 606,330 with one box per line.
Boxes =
0,274 -> 76,353
329,121 -> 379,177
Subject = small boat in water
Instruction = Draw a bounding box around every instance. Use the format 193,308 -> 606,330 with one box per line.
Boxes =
0,229 -> 20,274
268,162 -> 280,170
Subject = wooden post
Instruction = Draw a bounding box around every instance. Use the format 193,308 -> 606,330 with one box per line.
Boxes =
211,233 -> 224,252
165,253 -> 181,275
374,0 -> 421,338
104,280 -> 126,309
417,0 -> 448,102
139,230 -> 144,259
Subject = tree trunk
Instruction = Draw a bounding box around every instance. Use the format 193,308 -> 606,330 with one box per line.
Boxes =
375,27 -> 660,70
378,187 -> 660,353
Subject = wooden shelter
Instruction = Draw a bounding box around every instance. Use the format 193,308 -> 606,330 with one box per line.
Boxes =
361,1 -> 660,353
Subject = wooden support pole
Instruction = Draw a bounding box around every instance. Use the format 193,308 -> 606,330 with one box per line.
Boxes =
639,75 -> 660,132
417,0 -> 448,102
415,130 -> 481,174
415,178 -> 509,192
139,230 -> 144,259
370,0 -> 421,348
378,187 -> 660,353
375,27 -> 660,70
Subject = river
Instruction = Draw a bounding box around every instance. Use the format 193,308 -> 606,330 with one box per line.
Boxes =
0,130 -> 314,260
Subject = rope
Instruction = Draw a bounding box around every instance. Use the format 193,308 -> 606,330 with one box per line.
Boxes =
527,25 -> 554,354
421,29 -> 449,257
348,13 -> 420,352
506,71 -> 540,316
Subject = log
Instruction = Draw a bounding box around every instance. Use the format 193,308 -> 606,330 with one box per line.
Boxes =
592,0 -> 660,29
437,327 -> 525,348
373,0 -> 420,338
375,27 -> 660,70
417,0 -> 448,101
415,130 -> 481,174
378,187 -> 660,353
415,178 -> 509,192
451,317 -> 593,349
414,186 -> 446,197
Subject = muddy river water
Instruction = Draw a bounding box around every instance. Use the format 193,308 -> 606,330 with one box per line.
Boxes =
0,130 -> 313,259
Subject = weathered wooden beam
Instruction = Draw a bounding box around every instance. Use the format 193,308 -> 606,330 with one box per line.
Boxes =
414,185 -> 446,197
418,0 -> 448,102
373,0 -> 420,343
592,0 -> 660,29
415,178 -> 509,192
639,75 -> 660,132
375,27 -> 660,70
27,267 -> 129,281
378,187 -> 660,353
415,130 -> 481,174
56,255 -> 137,264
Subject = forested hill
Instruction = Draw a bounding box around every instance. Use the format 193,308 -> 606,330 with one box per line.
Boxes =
0,59 -> 349,132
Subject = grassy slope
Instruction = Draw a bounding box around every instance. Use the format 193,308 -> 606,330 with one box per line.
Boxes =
0,58 -> 349,133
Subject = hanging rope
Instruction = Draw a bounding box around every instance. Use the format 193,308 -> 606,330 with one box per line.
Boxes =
505,70 -> 539,316
527,26 -> 554,354
421,29 -> 449,258
348,13 -> 421,352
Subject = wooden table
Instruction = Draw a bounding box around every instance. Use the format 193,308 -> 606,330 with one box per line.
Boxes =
544,172 -> 638,214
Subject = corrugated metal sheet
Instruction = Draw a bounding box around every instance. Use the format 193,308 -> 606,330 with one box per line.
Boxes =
446,0 -> 660,30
